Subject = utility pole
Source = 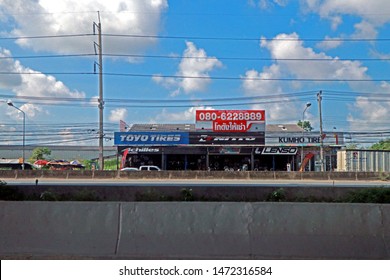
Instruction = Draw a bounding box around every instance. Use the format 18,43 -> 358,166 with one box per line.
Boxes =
317,90 -> 325,172
94,12 -> 104,170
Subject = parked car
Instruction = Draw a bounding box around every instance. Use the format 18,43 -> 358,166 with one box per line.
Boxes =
139,165 -> 161,171
120,167 -> 139,171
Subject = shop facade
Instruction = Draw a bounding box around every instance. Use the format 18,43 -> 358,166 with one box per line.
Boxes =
114,124 -> 343,171
114,110 -> 343,171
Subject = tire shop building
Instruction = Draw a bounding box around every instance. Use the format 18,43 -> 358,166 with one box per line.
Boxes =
114,110 -> 344,171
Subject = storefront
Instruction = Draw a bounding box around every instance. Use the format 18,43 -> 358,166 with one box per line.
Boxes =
114,111 -> 343,171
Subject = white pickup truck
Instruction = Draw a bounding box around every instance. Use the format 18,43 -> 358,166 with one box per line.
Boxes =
121,165 -> 161,171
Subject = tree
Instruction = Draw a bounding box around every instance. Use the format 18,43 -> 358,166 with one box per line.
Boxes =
370,139 -> 390,150
297,120 -> 313,131
29,147 -> 52,162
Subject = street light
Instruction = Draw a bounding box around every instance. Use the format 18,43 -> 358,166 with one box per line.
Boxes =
300,102 -> 311,171
7,100 -> 25,170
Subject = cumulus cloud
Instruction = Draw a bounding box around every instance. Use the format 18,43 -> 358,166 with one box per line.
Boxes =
6,103 -> 49,121
243,32 -> 390,126
0,48 -> 23,89
151,106 -> 215,123
0,0 -> 168,55
242,33 -> 374,122
109,108 -> 128,122
316,36 -> 343,50
301,0 -> 390,38
259,33 -> 369,82
242,66 -> 300,122
0,48 -> 86,118
153,41 -> 222,96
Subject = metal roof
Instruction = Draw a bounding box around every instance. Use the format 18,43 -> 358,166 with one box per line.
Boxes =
129,123 -> 303,132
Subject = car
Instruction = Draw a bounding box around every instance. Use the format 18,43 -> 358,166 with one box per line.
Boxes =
120,167 -> 139,171
139,165 -> 161,171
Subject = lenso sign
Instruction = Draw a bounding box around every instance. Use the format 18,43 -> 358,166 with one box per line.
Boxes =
114,132 -> 189,145
255,147 -> 298,155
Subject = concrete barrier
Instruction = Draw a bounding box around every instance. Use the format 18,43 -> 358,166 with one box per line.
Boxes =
1,201 -> 389,259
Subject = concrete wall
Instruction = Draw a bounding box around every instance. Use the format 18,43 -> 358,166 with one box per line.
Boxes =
0,170 -> 388,180
1,201 -> 389,259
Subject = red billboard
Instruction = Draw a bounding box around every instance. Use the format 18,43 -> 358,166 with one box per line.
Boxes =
195,110 -> 265,132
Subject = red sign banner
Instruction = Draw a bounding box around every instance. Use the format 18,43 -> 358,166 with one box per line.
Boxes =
195,110 -> 265,132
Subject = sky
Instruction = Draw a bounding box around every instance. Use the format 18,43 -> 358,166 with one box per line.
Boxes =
1,0 -> 390,147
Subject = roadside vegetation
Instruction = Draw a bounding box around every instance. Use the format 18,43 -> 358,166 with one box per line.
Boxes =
1,184 -> 390,203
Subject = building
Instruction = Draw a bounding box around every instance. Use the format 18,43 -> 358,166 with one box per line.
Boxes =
114,123 -> 344,171
337,149 -> 390,172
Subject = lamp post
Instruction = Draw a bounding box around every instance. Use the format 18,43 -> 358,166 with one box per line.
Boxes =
7,100 -> 25,170
300,102 -> 311,171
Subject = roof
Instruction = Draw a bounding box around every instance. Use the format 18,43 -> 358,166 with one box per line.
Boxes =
129,123 -> 303,132
266,124 -> 304,132
130,123 -> 196,132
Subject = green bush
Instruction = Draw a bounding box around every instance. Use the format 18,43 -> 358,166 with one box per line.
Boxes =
267,188 -> 286,202
346,187 -> 390,203
40,191 -> 58,201
180,188 -> 194,201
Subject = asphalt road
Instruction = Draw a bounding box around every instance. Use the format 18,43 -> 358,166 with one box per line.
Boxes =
4,178 -> 390,188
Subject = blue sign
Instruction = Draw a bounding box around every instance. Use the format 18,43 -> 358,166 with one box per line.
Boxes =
114,132 -> 189,146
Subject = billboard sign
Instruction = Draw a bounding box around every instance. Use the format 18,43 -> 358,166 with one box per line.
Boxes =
195,110 -> 265,132
190,132 -> 265,145
114,132 -> 189,146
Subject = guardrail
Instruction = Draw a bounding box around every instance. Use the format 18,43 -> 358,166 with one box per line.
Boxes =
0,170 -> 387,180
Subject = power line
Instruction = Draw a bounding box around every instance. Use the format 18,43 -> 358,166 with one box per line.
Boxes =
1,32 -> 390,42
103,33 -> 390,42
2,70 -> 390,82
2,52 -> 390,62
0,34 -> 94,40
0,54 -> 95,60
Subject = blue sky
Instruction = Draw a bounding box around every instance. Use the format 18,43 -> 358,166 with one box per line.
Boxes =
1,0 -> 390,146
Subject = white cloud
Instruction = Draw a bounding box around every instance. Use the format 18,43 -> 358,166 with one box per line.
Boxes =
243,32 -> 390,127
6,103 -> 49,120
352,21 -> 378,39
151,106 -> 214,123
109,108 -> 128,122
0,48 -> 86,118
153,41 -> 222,95
347,97 -> 390,131
302,0 -> 390,38
242,33 -> 376,122
254,0 -> 288,9
242,67 -> 300,122
0,0 -> 168,55
316,36 -> 343,50
260,33 -> 369,82
0,48 -> 23,89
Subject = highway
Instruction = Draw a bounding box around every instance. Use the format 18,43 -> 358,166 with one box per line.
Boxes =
4,178 -> 390,188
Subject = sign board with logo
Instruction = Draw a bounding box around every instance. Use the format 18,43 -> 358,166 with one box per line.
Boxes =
114,132 -> 189,146
266,132 -> 344,146
254,146 -> 298,155
195,110 -> 265,132
125,147 -> 161,154
190,132 -> 265,145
